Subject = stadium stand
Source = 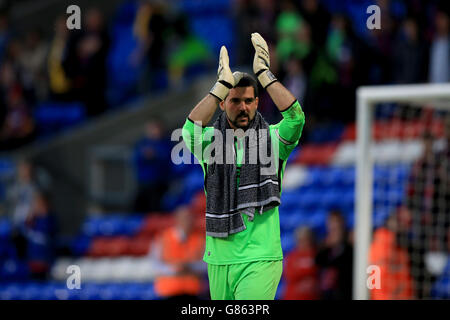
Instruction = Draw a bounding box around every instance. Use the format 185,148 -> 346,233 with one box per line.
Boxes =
0,0 -> 449,300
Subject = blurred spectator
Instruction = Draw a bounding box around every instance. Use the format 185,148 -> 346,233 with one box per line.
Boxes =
235,0 -> 277,66
428,9 -> 449,83
283,226 -> 319,300
133,0 -> 169,92
324,13 -> 362,122
24,191 -> 57,280
369,206 -> 415,300
0,84 -> 35,150
47,16 -> 72,100
365,1 -> 397,85
392,17 -> 427,84
0,13 -> 10,63
432,114 -> 450,249
132,119 -> 172,213
430,226 -> 450,299
297,0 -> 330,46
18,29 -> 49,103
316,210 -> 353,300
167,14 -> 212,89
63,8 -> 110,117
6,160 -> 38,260
275,1 -> 311,66
406,130 -> 439,298
283,57 -> 307,103
153,205 -> 205,299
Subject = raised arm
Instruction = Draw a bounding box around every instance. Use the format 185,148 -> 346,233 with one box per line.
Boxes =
251,32 -> 305,156
251,32 -> 297,111
188,46 -> 235,125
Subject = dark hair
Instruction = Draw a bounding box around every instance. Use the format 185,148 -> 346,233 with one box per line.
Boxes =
234,73 -> 259,98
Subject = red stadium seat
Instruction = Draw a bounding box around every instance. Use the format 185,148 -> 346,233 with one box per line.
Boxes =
138,214 -> 176,237
87,237 -> 111,257
88,236 -> 129,257
294,143 -> 338,165
125,236 -> 153,256
341,119 -> 444,142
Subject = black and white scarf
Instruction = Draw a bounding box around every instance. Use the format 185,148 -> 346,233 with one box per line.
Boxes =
204,111 -> 281,238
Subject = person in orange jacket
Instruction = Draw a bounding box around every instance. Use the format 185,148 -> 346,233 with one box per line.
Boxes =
282,226 -> 320,300
154,205 -> 206,299
369,206 -> 415,300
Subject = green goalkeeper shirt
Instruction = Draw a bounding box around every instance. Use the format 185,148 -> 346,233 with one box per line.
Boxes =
182,100 -> 305,265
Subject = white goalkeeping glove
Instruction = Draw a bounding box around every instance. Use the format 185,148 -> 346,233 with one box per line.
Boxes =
210,46 -> 235,101
251,32 -> 278,89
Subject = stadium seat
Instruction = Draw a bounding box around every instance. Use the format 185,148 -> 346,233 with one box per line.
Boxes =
33,102 -> 86,138
294,143 -> 338,165
138,214 -> 176,237
124,236 -> 152,256
280,233 -> 295,253
0,284 -> 22,300
281,165 -> 309,191
308,122 -> 345,144
0,259 -> 29,282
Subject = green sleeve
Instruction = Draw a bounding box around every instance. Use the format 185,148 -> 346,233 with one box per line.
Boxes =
181,118 -> 212,163
272,100 -> 306,160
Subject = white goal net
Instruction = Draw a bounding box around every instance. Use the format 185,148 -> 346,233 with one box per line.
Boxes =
354,83 -> 450,300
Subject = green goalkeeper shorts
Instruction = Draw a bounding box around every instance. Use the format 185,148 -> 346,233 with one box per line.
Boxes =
207,260 -> 283,300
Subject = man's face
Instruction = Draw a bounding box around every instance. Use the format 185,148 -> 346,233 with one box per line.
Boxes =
220,86 -> 258,130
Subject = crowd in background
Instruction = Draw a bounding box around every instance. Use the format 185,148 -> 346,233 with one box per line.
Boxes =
283,210 -> 353,300
0,0 -> 448,150
2,159 -> 57,281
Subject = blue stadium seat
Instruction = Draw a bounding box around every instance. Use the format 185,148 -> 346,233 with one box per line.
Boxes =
139,282 -> 158,300
190,16 -> 234,55
298,187 -> 323,210
0,218 -> 11,240
121,283 -> 147,300
22,283 -> 46,300
33,102 -> 86,138
79,283 -> 102,300
280,191 -> 302,211
306,210 -> 328,238
107,1 -> 142,106
431,260 -> 450,299
320,188 -> 342,210
308,123 -> 344,144
181,0 -> 230,14
373,206 -> 393,229
281,232 -> 295,253
0,158 -> 15,180
123,215 -> 144,236
70,235 -> 92,256
0,284 -> 22,300
0,259 -> 29,282
98,283 -> 126,300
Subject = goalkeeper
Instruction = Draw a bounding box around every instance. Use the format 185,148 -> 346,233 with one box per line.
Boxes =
181,33 -> 305,300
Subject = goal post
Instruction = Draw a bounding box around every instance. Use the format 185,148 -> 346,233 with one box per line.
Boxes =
354,83 -> 450,300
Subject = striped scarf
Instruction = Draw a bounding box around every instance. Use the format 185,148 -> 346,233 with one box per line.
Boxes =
204,111 -> 281,238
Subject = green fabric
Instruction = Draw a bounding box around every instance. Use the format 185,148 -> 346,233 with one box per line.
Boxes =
169,35 -> 211,69
276,37 -> 311,63
207,260 -> 283,300
182,101 -> 305,265
326,29 -> 344,62
276,11 -> 303,35
309,52 -> 338,89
